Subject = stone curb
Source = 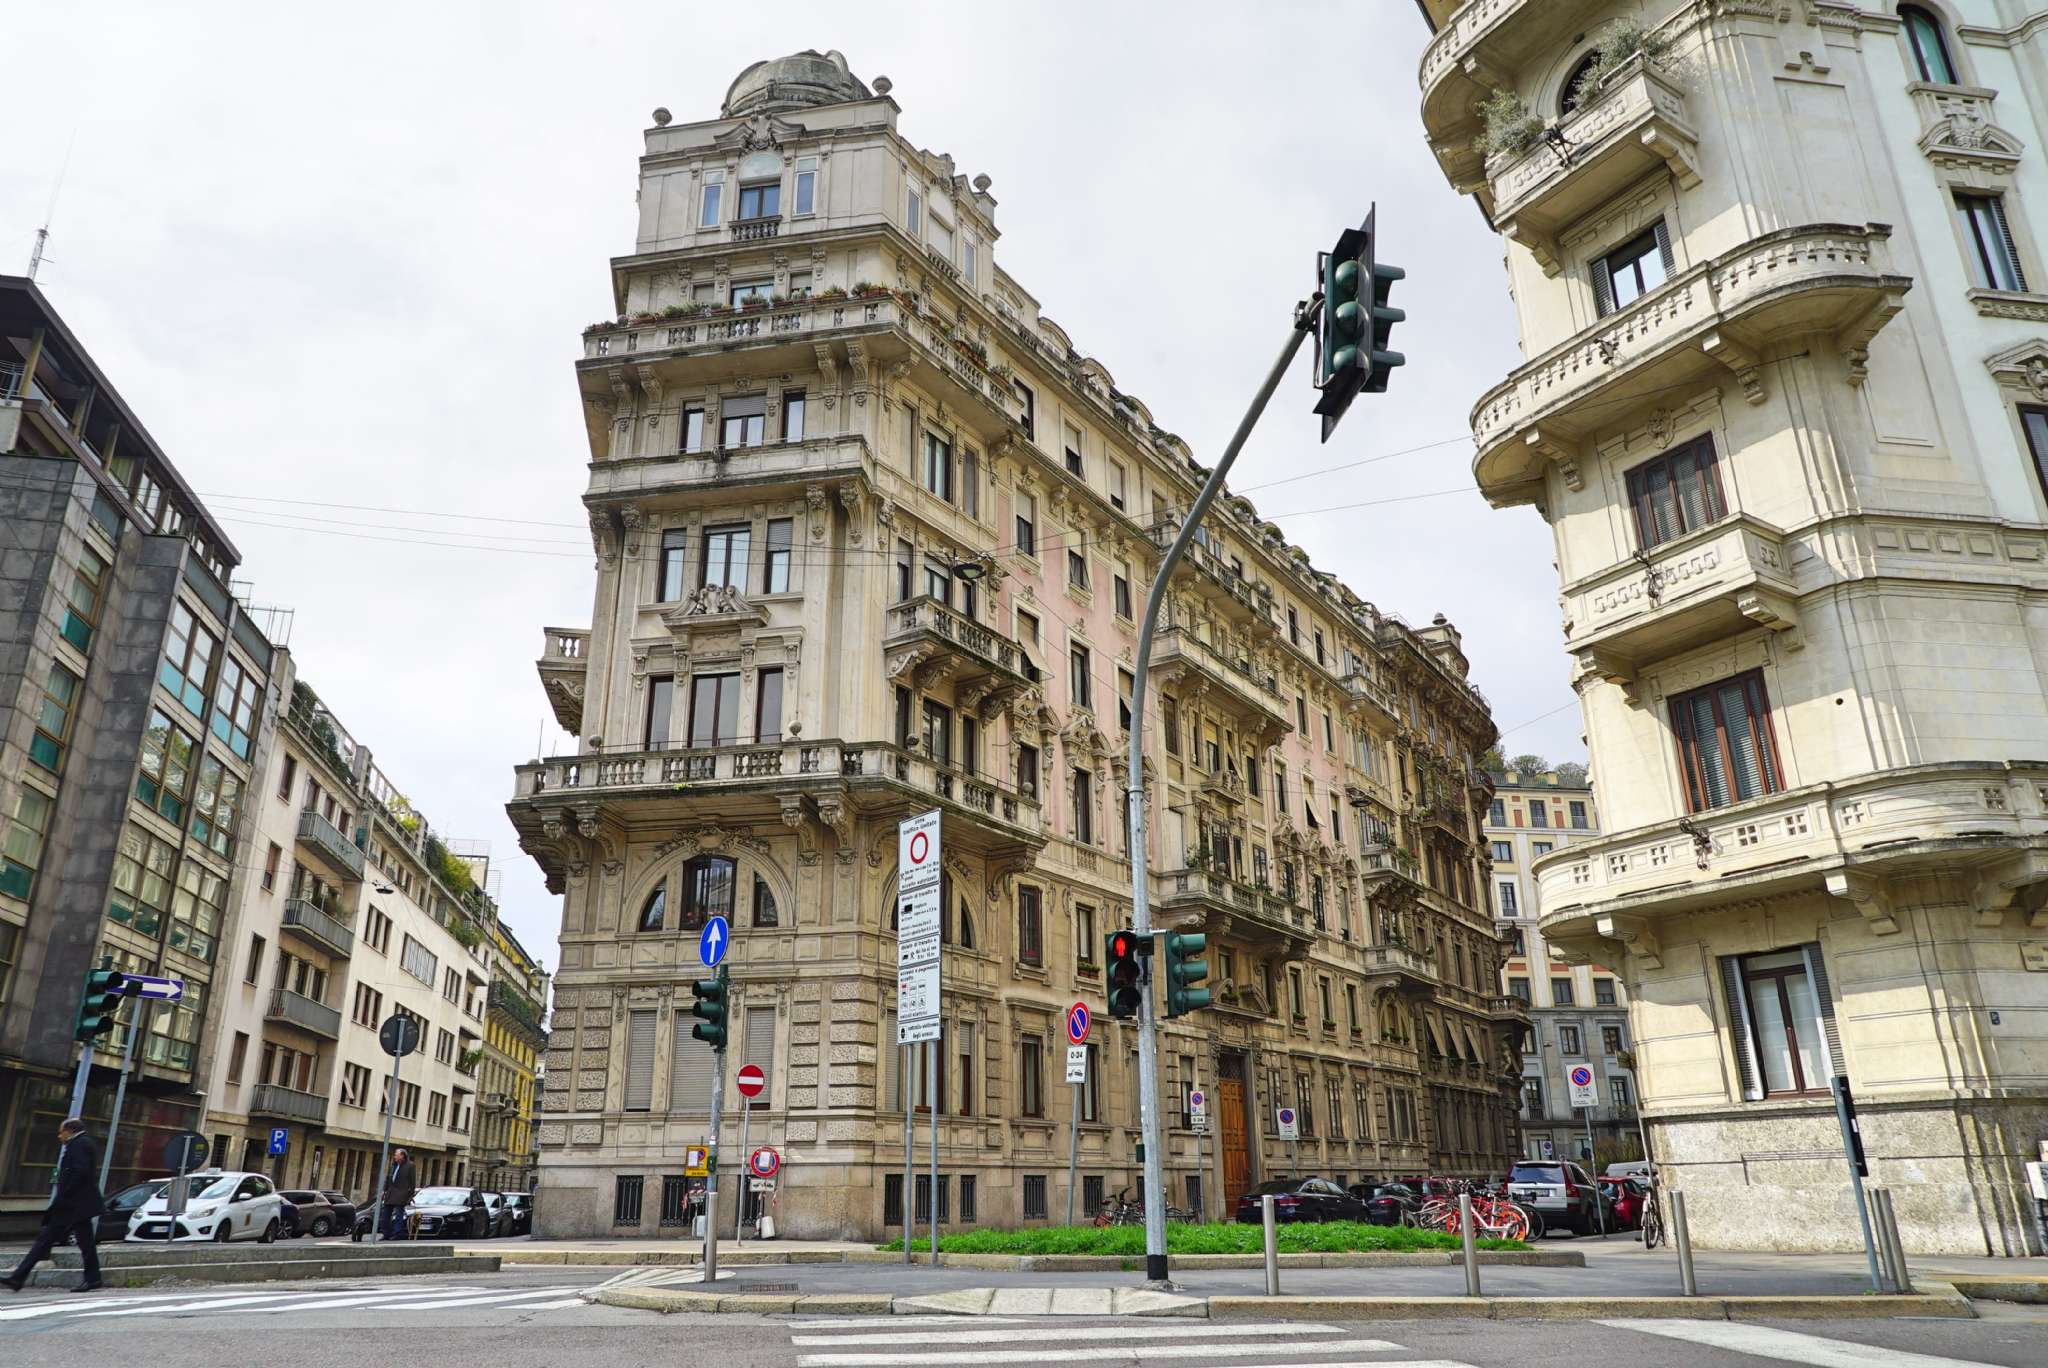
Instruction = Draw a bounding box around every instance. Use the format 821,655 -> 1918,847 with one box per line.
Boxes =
505,1247 -> 1580,1272
1208,1281 -> 1975,1323
593,1288 -> 891,1315
1942,1275 -> 2048,1305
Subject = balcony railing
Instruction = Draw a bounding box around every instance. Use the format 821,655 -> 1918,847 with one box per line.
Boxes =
1418,0 -> 1609,192
537,627 -> 590,736
730,217 -> 781,242
267,988 -> 343,1041
1490,59 -> 1700,275
280,898 -> 355,959
249,1083 -> 329,1126
514,737 -> 1043,842
1157,867 -> 1312,960
295,808 -> 365,882
883,596 -> 1035,700
1566,514 -> 1798,681
1470,224 -> 1910,501
1150,626 -> 1289,742
1145,518 -> 1275,626
582,293 -> 897,361
1361,943 -> 1439,994
489,980 -> 545,1042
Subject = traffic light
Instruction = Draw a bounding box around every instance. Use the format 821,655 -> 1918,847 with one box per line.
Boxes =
690,967 -> 729,1050
1106,929 -> 1148,1019
1312,205 -> 1406,441
75,966 -> 128,1041
1162,931 -> 1211,1018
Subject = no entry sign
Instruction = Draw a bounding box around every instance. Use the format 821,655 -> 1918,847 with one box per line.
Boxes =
736,1063 -> 767,1099
749,1146 -> 780,1178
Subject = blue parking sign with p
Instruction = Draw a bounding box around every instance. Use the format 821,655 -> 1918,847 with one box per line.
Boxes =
268,1127 -> 288,1156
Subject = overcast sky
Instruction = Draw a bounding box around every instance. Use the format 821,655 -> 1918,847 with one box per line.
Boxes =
4,1 -> 1580,973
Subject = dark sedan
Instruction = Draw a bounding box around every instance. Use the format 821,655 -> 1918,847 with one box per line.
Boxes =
97,1179 -> 169,1242
280,1189 -> 339,1237
1233,1177 -> 1366,1224
1348,1181 -> 1423,1227
320,1190 -> 359,1235
501,1192 -> 533,1235
407,1186 -> 493,1238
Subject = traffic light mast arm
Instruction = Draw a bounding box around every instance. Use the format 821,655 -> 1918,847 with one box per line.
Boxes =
1124,298 -> 1320,1286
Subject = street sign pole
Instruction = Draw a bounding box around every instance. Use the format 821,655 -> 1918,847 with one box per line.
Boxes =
99,997 -> 152,1189
1067,1069 -> 1082,1226
896,810 -> 943,1263
928,1024 -> 940,1268
735,1080 -> 751,1247
1127,305 -> 1320,1285
1833,1074 -> 1883,1293
902,1040 -> 913,1265
1585,1107 -> 1604,1236
704,1020 -> 727,1280
372,1051 -> 402,1240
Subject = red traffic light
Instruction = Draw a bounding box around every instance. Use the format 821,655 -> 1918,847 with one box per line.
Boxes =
1111,932 -> 1135,959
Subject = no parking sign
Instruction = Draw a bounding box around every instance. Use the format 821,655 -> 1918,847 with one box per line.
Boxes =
1567,1064 -> 1598,1109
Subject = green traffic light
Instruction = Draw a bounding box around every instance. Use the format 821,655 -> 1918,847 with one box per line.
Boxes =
691,970 -> 730,1050
75,967 -> 128,1041
1332,258 -> 1359,298
1163,931 -> 1212,1018
1331,299 -> 1362,341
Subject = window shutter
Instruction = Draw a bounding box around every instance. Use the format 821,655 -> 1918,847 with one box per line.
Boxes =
1718,956 -> 1763,1101
1652,219 -> 1676,276
745,1005 -> 775,1092
1991,197 -> 2028,292
883,1012 -> 900,1110
669,1013 -> 714,1114
1592,260 -> 1616,318
624,1009 -> 656,1112
1801,943 -> 1845,1078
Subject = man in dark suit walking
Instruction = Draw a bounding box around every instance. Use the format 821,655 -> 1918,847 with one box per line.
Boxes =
378,1147 -> 417,1240
3,1117 -> 105,1292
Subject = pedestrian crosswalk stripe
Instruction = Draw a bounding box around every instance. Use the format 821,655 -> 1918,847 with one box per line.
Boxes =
790,1321 -> 1357,1347
79,1291 -> 338,1318
0,1297 -> 127,1321
383,1287 -> 585,1310
1601,1320 -> 2001,1368
591,1266 -> 724,1289
795,1315 -> 1037,1328
512,1298 -> 591,1310
794,1340 -> 1450,1367
213,1288 -> 494,1315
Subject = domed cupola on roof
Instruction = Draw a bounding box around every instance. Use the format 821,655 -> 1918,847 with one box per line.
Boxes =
722,49 -> 871,118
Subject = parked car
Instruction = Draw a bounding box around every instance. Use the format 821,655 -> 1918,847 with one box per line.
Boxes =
1233,1177 -> 1366,1224
1597,1176 -> 1646,1231
127,1170 -> 283,1243
1506,1161 -> 1612,1236
280,1189 -> 339,1237
97,1179 -> 169,1243
478,1191 -> 512,1238
407,1186 -> 493,1238
501,1191 -> 533,1236
1347,1181 -> 1423,1227
319,1190 -> 359,1235
1604,1160 -> 1651,1182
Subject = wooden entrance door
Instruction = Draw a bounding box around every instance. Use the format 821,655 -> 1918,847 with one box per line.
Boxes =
1218,1055 -> 1250,1210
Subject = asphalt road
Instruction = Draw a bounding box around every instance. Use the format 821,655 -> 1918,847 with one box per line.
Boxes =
4,1264 -> 2046,1367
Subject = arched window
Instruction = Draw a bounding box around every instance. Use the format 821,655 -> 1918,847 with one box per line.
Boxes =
957,893 -> 975,950
1560,53 -> 1602,116
1901,6 -> 1958,84
638,885 -> 667,933
751,875 -> 778,928
679,855 -> 736,931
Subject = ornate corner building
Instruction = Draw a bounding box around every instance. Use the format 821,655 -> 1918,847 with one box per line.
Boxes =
1415,1 -> 2048,1254
512,49 -> 1520,1239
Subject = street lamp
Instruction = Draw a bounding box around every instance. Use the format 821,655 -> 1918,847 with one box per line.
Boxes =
952,558 -> 988,583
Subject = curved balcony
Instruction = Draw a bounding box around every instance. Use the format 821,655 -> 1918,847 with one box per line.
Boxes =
1155,867 -> 1312,962
1536,762 -> 2048,957
1490,59 -> 1700,276
1566,514 -> 1798,683
1149,626 -> 1291,748
883,596 -> 1036,713
1361,942 -> 1439,996
1418,0 -> 1610,194
1470,225 -> 1911,505
536,628 -> 589,735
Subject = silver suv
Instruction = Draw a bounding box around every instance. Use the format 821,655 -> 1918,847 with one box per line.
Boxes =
1506,1161 -> 1613,1236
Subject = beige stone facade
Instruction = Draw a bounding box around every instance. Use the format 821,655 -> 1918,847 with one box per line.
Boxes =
511,51 -> 1523,1239
1417,1 -> 2048,1254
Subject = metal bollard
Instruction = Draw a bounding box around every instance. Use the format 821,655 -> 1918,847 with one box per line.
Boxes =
1262,1194 -> 1280,1296
1671,1190 -> 1697,1297
1874,1188 -> 1913,1295
1458,1193 -> 1481,1298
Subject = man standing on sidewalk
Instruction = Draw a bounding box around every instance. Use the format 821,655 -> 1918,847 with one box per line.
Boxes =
3,1118 -> 105,1292
379,1148 -> 417,1241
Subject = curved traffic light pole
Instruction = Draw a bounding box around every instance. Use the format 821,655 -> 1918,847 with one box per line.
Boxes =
1124,297 -> 1322,1285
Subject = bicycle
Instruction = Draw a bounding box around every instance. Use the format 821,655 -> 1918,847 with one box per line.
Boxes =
1638,1172 -> 1665,1250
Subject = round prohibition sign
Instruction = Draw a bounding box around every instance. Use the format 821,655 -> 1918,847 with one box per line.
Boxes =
1066,1002 -> 1090,1045
907,830 -> 931,866
749,1146 -> 781,1179
1569,1065 -> 1594,1088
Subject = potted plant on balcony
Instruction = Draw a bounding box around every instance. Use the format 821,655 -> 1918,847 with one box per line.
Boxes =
1572,18 -> 1679,110
816,284 -> 849,301
850,280 -> 889,299
1475,89 -> 1546,161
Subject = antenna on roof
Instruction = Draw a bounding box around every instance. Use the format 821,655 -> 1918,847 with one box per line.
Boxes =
27,127 -> 78,281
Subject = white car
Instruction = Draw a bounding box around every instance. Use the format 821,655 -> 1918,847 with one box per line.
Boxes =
127,1170 -> 284,1244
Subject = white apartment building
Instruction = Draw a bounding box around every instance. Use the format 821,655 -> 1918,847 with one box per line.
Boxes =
1483,770 -> 1635,1163
203,662 -> 495,1199
1416,1 -> 2048,1253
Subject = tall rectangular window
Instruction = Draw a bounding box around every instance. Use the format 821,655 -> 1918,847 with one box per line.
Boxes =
1497,881 -> 1519,916
1063,421 -> 1084,478
702,524 -> 752,590
1069,644 -> 1091,711
1014,380 -> 1035,439
159,602 -> 219,718
1014,493 -> 1037,556
646,677 -> 675,748
1626,436 -> 1726,549
1551,976 -> 1576,1007
1018,743 -> 1039,798
682,406 -> 706,453
1109,461 -> 1127,511
1017,885 -> 1043,966
1072,767 -> 1093,844
1,787 -> 53,901
62,547 -> 107,650
1113,564 -> 1132,619
736,179 -> 779,221
700,175 -> 723,228
962,447 -> 980,518
1956,192 -> 2027,292
211,656 -> 260,759
763,519 -> 792,593
1019,1036 -> 1044,1117
896,538 -> 914,602
1117,669 -> 1134,732
29,662 -> 80,772
923,431 -> 953,502
1529,801 -> 1549,828
1067,549 -> 1088,590
136,710 -> 196,822
907,187 -> 922,236
658,529 -> 688,602
793,157 -> 817,215
720,393 -> 767,448
1594,221 -> 1673,314
1729,947 -> 1831,1097
1671,669 -> 1783,812
781,391 -> 806,442
689,673 -> 742,747
188,754 -> 243,860
1569,800 -> 1589,829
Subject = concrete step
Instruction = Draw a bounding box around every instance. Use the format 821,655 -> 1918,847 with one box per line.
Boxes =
27,1252 -> 495,1289
53,1241 -> 460,1268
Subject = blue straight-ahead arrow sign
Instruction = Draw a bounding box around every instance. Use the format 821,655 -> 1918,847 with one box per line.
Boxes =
699,915 -> 730,968
124,974 -> 184,1002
